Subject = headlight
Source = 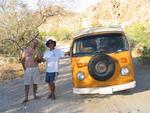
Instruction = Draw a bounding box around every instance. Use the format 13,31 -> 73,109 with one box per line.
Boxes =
77,71 -> 85,80
121,67 -> 129,75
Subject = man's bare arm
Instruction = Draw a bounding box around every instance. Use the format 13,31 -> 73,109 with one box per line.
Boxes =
20,51 -> 26,70
35,51 -> 46,63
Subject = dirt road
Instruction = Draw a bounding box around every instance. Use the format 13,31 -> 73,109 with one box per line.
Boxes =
0,57 -> 150,113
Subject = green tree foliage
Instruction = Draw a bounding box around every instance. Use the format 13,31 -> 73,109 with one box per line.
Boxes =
125,22 -> 150,47
40,27 -> 74,41
91,20 -> 102,27
37,40 -> 46,55
125,22 -> 150,63
0,0 -> 61,56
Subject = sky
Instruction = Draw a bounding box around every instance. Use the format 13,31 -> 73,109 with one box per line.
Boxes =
22,0 -> 100,13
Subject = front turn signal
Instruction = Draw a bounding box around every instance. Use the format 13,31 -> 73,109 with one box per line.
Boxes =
121,58 -> 127,63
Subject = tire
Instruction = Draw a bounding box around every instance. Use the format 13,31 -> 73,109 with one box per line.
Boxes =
88,54 -> 115,81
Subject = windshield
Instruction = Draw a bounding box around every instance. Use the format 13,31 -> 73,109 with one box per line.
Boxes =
72,33 -> 129,56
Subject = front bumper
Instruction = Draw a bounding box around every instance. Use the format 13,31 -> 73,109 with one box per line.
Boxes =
73,81 -> 136,94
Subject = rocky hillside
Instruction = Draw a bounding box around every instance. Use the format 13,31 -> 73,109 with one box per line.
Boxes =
39,0 -> 150,32
38,5 -> 83,33
83,0 -> 150,24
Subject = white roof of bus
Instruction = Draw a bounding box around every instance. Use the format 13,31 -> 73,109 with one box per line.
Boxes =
74,26 -> 123,38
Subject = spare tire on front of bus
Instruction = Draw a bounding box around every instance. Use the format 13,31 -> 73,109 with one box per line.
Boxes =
88,54 -> 115,81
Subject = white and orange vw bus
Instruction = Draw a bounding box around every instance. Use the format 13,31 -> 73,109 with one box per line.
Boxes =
70,26 -> 136,94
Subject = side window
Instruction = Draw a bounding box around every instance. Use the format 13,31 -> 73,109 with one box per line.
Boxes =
73,41 -> 77,54
123,36 -> 129,50
73,40 -> 83,54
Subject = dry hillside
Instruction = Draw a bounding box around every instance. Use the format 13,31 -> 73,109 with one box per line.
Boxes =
39,0 -> 150,31
83,0 -> 150,23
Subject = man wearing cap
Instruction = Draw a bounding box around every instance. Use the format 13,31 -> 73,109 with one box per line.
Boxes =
43,39 -> 65,100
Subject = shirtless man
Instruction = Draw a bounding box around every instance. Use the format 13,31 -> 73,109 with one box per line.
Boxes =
20,39 -> 41,103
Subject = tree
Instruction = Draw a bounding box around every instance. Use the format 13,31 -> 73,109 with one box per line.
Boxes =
0,0 -> 63,56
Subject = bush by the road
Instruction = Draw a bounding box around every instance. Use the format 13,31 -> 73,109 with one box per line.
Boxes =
125,22 -> 150,64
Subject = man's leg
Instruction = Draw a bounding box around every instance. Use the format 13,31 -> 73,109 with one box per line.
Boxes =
48,83 -> 52,98
48,83 -> 51,93
47,82 -> 55,99
32,68 -> 40,99
23,68 -> 32,103
33,84 -> 38,98
47,72 -> 56,99
23,85 -> 30,103
50,82 -> 56,99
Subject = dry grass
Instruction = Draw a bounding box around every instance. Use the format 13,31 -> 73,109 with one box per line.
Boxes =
0,63 -> 46,83
0,63 -> 23,82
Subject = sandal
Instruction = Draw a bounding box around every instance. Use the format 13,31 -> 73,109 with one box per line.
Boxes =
47,94 -> 52,99
51,95 -> 56,100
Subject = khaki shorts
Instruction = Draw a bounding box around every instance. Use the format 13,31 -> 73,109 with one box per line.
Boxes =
24,67 -> 40,85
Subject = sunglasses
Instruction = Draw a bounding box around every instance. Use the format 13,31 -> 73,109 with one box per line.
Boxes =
48,42 -> 54,44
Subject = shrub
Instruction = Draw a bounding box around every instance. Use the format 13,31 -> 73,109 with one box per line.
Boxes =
38,41 -> 46,55
39,32 -> 47,37
40,27 -> 74,41
140,47 -> 150,64
91,20 -> 102,27
125,22 -> 150,64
